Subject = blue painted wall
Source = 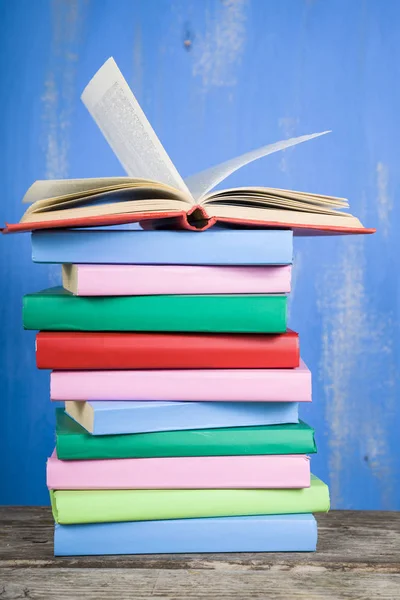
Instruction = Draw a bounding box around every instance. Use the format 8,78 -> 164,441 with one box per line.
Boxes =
0,0 -> 398,508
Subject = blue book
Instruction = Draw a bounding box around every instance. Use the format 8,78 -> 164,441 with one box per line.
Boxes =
64,400 -> 299,435
54,514 -> 317,556
31,229 -> 293,265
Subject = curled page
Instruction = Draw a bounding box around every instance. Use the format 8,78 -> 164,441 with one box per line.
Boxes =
22,177 -> 137,204
81,58 -> 191,198
185,131 -> 331,201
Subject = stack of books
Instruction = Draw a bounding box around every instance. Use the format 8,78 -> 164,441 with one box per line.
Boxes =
8,58 -> 371,557
23,227 -> 330,556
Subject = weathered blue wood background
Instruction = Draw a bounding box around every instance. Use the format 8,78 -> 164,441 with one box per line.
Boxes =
0,0 -> 398,508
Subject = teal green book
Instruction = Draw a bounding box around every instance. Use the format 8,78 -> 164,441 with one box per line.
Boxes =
55,409 -> 317,460
50,476 -> 330,524
23,287 -> 287,333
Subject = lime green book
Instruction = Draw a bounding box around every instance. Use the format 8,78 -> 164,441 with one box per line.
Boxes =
55,409 -> 317,460
50,476 -> 329,524
23,287 -> 287,333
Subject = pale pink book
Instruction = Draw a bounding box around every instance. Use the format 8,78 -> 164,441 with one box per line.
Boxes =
50,360 -> 311,402
47,451 -> 311,489
62,264 -> 292,296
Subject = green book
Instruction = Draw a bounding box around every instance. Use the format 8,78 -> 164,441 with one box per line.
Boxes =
23,287 -> 287,333
55,409 -> 317,460
50,476 -> 329,524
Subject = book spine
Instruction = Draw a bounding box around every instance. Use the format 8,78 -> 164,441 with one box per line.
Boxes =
56,432 -> 317,460
36,331 -> 300,370
50,480 -> 330,524
55,424 -> 317,462
54,515 -> 318,555
55,409 -> 317,461
76,401 -> 300,435
47,454 -> 310,490
50,366 -> 312,402
67,264 -> 292,296
24,293 -> 288,333
31,229 -> 293,265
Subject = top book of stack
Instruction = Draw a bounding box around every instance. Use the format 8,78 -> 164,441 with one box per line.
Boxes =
3,58 -> 374,236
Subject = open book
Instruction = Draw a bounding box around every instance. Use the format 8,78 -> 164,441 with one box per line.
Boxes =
3,58 -> 374,235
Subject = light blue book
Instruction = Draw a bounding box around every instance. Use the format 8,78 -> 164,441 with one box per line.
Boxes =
54,514 -> 317,556
64,400 -> 299,435
31,229 -> 293,265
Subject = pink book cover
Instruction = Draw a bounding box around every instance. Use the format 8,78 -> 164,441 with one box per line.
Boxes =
47,451 -> 311,489
50,360 -> 312,402
63,264 -> 292,296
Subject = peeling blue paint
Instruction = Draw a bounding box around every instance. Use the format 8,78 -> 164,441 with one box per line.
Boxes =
0,0 -> 399,507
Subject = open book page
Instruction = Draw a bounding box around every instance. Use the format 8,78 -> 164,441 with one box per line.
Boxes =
23,177 -> 153,204
81,58 -> 192,198
20,198 -> 186,224
204,196 -> 349,216
186,131 -> 331,201
206,203 -> 363,230
22,183 -> 189,215
204,187 -> 349,207
23,180 -> 190,210
202,187 -> 351,215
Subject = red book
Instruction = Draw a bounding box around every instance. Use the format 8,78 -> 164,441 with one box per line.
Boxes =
2,60 -> 374,237
36,331 -> 300,370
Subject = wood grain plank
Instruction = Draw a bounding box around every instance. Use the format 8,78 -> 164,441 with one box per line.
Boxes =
0,507 -> 399,572
1,568 -> 399,600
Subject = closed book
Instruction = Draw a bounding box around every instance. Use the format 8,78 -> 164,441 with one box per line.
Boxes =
50,475 -> 329,524
36,330 -> 300,370
55,409 -> 317,460
31,229 -> 293,265
62,264 -> 292,296
51,362 -> 311,402
23,288 -> 287,334
64,400 -> 299,435
54,514 -> 318,556
47,451 -> 310,490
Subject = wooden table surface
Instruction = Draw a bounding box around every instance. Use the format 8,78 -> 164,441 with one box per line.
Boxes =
0,507 -> 399,599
